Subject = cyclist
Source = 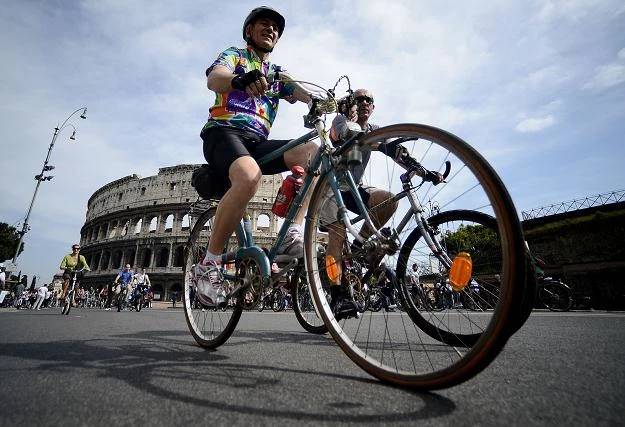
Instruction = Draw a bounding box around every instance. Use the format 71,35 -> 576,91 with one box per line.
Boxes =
109,264 -> 134,311
320,89 -> 403,318
194,6 -> 319,307
59,243 -> 90,307
131,268 -> 151,308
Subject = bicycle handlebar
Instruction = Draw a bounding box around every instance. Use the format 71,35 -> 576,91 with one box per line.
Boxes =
270,70 -> 452,186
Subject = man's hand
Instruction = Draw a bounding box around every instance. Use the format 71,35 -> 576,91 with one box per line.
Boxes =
231,69 -> 268,97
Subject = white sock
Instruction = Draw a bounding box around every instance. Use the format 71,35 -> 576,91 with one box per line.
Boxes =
289,223 -> 303,232
202,252 -> 221,265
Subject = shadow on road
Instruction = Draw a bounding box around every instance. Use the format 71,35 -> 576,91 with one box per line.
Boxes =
0,325 -> 457,423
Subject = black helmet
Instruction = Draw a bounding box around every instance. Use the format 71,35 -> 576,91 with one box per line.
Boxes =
242,6 -> 285,41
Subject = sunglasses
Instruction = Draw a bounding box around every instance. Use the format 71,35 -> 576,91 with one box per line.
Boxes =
72,247 -> 80,250
355,95 -> 374,104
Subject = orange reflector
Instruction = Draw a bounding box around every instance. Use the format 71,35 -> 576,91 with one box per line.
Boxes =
449,252 -> 472,291
326,255 -> 340,285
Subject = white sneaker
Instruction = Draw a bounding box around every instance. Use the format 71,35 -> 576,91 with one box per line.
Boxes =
195,261 -> 226,307
276,227 -> 304,258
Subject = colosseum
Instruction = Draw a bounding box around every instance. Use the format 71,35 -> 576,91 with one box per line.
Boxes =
78,164 -> 282,301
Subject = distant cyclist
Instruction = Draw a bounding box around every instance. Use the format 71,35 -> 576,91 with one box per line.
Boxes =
59,243 -> 90,307
131,268 -> 151,306
108,264 -> 134,311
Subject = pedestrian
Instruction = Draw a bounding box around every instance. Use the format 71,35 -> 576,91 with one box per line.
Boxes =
13,280 -> 25,309
33,284 -> 48,310
0,264 -> 6,291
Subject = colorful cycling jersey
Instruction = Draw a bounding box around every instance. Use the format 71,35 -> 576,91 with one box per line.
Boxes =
202,46 -> 296,138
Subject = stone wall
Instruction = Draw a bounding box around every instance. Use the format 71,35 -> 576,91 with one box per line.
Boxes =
523,203 -> 625,309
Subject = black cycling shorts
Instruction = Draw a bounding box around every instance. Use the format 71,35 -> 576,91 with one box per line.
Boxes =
201,126 -> 290,178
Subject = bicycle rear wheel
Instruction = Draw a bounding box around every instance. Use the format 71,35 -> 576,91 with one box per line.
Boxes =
62,290 -> 72,315
538,280 -> 572,312
304,123 -> 527,390
291,264 -> 328,334
183,206 -> 243,349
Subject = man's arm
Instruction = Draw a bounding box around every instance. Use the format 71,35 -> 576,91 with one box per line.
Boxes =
207,65 -> 269,98
206,65 -> 238,93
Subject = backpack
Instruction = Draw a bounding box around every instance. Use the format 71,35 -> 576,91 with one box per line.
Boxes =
191,163 -> 230,200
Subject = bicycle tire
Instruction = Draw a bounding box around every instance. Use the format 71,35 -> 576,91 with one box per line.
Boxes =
304,123 -> 527,390
62,291 -> 72,315
539,280 -> 572,312
397,209 -> 506,347
183,206 -> 243,349
291,264 -> 328,334
136,295 -> 144,312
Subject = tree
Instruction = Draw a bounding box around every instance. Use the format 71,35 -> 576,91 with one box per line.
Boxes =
0,222 -> 22,261
440,224 -> 501,275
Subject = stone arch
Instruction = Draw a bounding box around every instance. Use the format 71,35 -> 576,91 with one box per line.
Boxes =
156,247 -> 169,267
100,224 -> 108,240
121,220 -> 130,237
140,247 -> 152,268
112,250 -> 123,269
181,214 -> 190,230
92,253 -> 101,271
165,214 -> 174,232
100,251 -> 111,270
257,213 -> 270,231
149,216 -> 158,233
173,245 -> 185,267
134,218 -> 142,234
109,221 -> 118,238
125,248 -> 136,267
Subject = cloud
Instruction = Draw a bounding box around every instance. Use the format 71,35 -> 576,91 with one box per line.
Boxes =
584,63 -> 625,90
515,115 -> 555,133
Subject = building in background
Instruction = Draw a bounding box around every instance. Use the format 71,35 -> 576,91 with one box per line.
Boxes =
78,164 -> 282,301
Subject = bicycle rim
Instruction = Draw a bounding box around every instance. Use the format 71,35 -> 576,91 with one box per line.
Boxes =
539,281 -> 572,312
396,210 -> 502,347
304,123 -> 526,390
183,206 -> 243,349
291,264 -> 328,334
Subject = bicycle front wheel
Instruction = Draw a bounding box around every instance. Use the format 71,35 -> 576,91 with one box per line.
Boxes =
183,206 -> 243,349
304,123 -> 527,390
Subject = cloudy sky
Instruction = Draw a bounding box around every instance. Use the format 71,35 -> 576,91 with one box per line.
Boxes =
1,0 -> 624,283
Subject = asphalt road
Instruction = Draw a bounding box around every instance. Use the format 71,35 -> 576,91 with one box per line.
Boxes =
0,307 -> 623,426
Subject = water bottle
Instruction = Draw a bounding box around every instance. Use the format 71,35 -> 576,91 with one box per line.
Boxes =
272,166 -> 305,217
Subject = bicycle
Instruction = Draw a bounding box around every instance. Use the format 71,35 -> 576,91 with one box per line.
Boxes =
536,275 -> 572,312
115,283 -> 130,312
61,268 -> 87,315
132,285 -> 149,312
183,71 -> 530,390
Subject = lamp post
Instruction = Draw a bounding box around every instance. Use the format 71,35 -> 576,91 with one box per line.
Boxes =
12,107 -> 88,264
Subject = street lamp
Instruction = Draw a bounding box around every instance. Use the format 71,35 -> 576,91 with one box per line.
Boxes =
12,107 -> 88,264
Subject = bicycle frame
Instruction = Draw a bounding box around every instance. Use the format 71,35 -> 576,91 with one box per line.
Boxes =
214,117 -> 390,282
